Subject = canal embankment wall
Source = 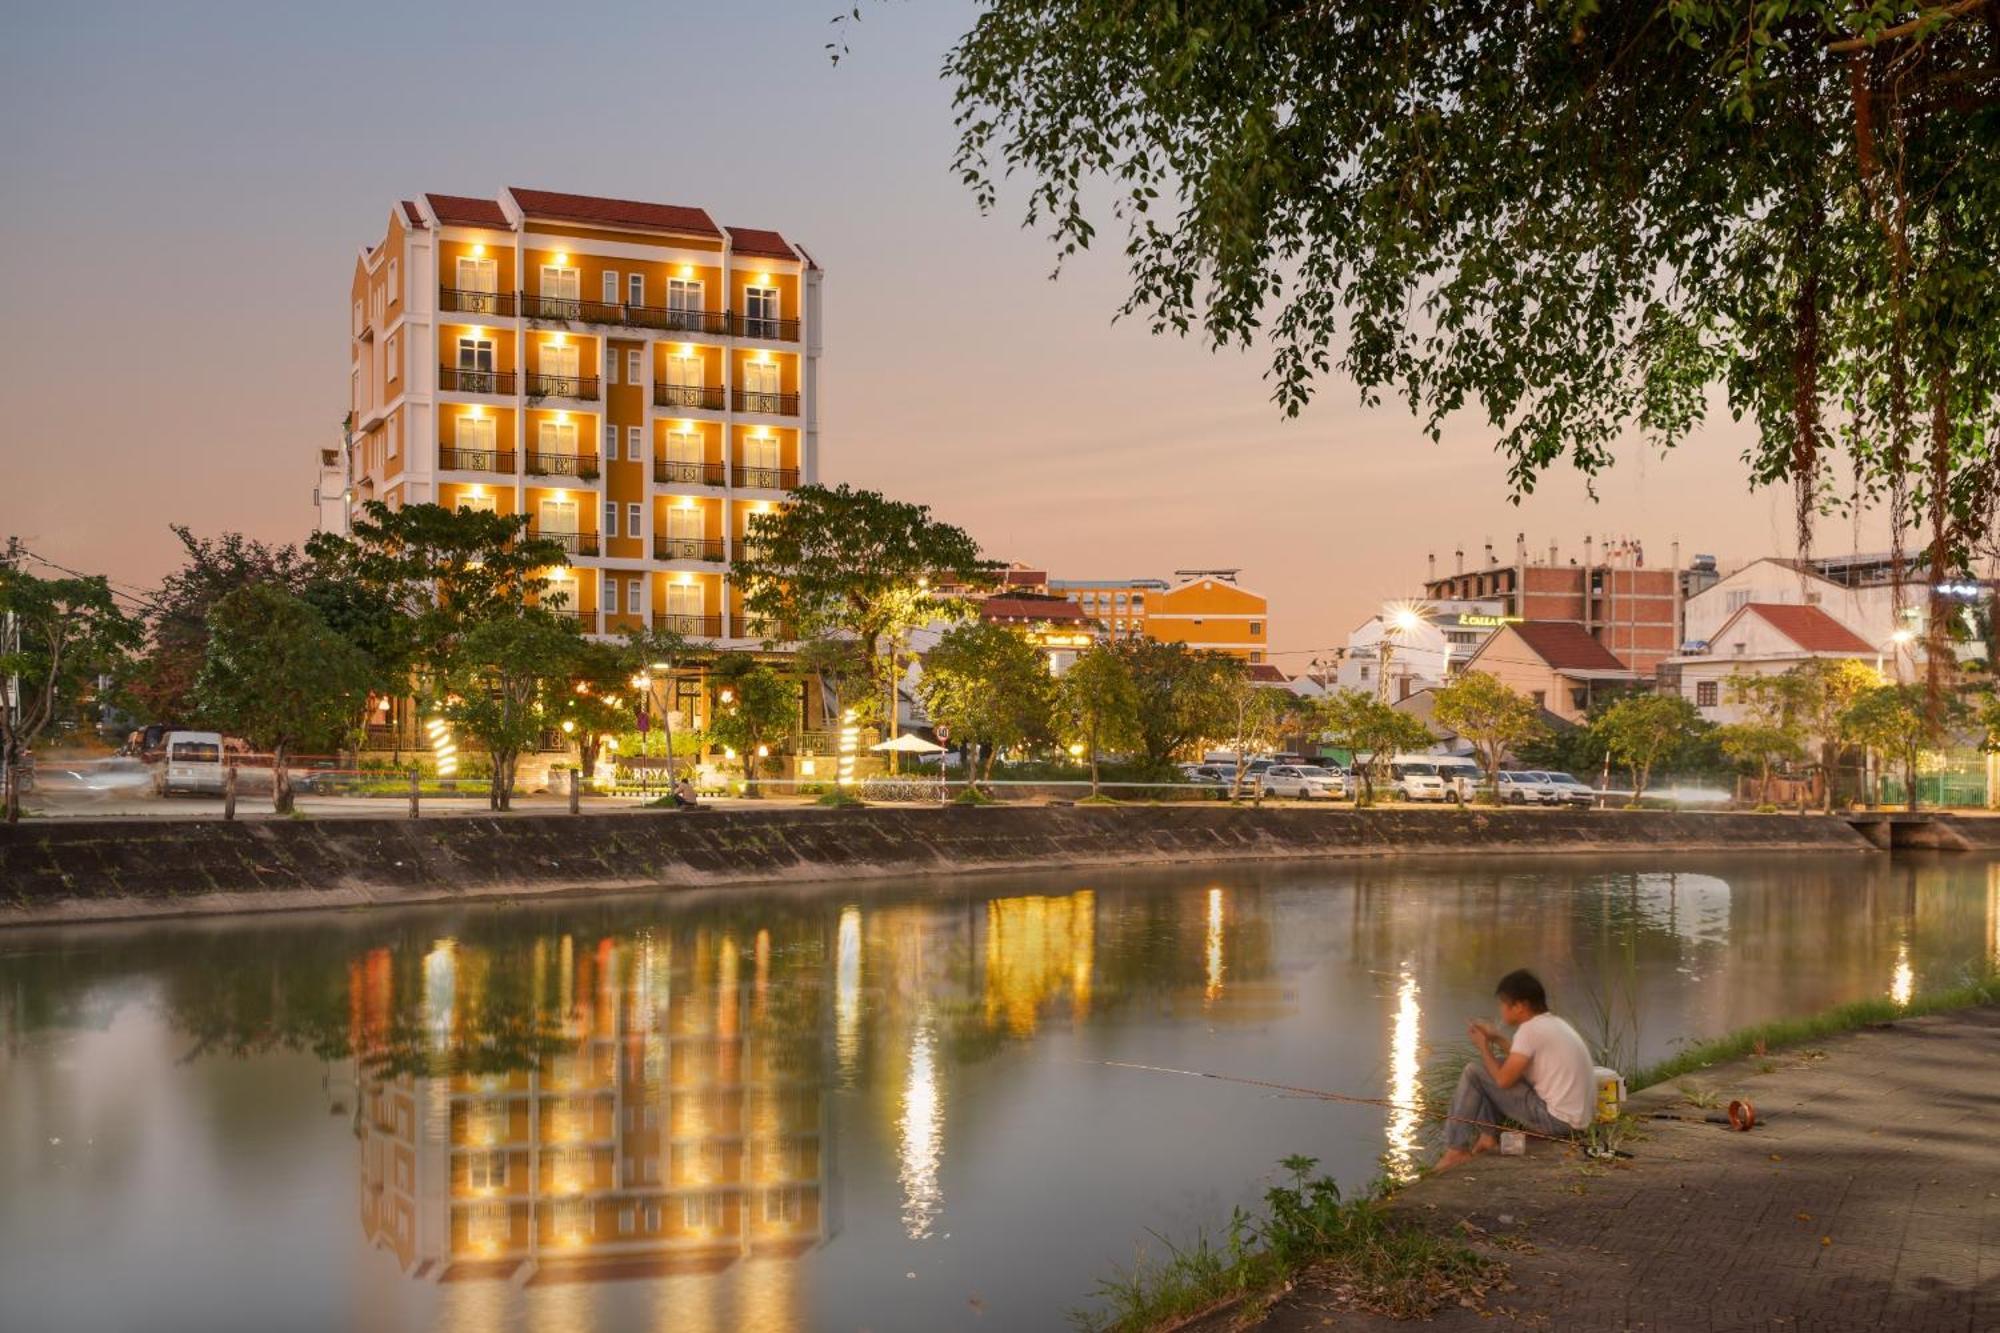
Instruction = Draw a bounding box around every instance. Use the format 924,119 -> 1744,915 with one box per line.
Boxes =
0,805 -> 1884,926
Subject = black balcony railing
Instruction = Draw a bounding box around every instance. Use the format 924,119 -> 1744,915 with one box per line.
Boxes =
525,452 -> 601,479
439,447 -> 516,473
549,608 -> 597,633
735,465 -> 799,491
440,288 -> 515,317
529,529 -> 601,557
629,305 -> 732,337
732,388 -> 799,416
521,292 -> 585,322
729,313 -> 800,341
654,383 -> 725,411
654,459 -> 727,487
654,536 -> 725,563
525,372 -> 599,401
438,365 -> 516,395
656,613 -> 724,638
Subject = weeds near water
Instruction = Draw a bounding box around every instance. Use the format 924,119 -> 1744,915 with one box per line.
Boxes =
1676,1080 -> 1723,1110
1072,1155 -> 1499,1332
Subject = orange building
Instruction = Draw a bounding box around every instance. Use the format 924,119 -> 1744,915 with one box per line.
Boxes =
342,186 -> 820,643
1046,568 -> 1271,662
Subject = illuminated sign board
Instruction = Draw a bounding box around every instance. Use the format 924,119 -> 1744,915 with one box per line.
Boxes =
1457,614 -> 1523,628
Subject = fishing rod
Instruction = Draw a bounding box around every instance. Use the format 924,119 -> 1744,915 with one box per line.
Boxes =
1098,1059 -> 1577,1145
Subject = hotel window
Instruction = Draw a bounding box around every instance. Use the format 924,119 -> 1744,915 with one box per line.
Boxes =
385,333 -> 399,381
467,1202 -> 509,1248
537,496 -> 579,535
741,358 -> 781,411
605,501 -> 618,537
626,426 -> 642,461
605,423 -> 617,455
603,578 -> 619,614
683,1194 -> 723,1230
604,347 -> 617,385
456,336 -> 495,392
1696,681 -> 1719,707
628,273 -> 645,307
626,349 -> 642,385
537,418 -> 577,455
552,1199 -> 592,1243
456,256 -> 500,313
542,339 -> 580,383
668,278 -> 702,314
540,264 -> 581,316
387,259 -> 398,302
764,1188 -> 800,1224
618,1209 -> 636,1236
469,1152 -> 507,1190
455,491 -> 497,515
665,582 -> 702,622
603,271 -> 619,304
627,503 -> 641,539
626,578 -> 641,615
744,285 -> 780,337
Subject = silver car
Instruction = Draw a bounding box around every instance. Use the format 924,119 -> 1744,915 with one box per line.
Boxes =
1495,770 -> 1557,805
1534,770 -> 1599,807
1259,764 -> 1348,800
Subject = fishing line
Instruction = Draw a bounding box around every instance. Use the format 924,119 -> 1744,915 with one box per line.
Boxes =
1098,1059 -> 1577,1145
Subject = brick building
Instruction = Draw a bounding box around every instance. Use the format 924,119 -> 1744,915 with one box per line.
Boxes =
1422,536 -> 1685,675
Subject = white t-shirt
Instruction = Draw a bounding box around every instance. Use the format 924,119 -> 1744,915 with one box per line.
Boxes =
1511,1013 -> 1595,1129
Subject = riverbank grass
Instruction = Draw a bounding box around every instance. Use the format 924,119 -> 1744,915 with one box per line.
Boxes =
1634,971 -> 2000,1090
1074,1155 -> 1498,1333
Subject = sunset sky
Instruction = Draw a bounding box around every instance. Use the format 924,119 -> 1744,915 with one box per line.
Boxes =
0,1 -> 1887,660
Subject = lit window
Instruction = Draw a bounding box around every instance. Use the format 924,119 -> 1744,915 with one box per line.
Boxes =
469,1152 -> 507,1190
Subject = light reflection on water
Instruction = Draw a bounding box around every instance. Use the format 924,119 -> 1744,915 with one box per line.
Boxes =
1,852 -> 1997,1333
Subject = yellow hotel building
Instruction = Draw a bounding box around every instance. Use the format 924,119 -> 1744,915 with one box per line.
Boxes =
1047,569 -> 1270,662
344,187 -> 820,641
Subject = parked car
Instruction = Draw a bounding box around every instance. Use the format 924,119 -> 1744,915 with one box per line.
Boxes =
1536,770 -> 1599,807
155,731 -> 227,796
1433,758 -> 1483,802
1259,764 -> 1348,800
1388,759 -> 1448,802
1495,770 -> 1557,804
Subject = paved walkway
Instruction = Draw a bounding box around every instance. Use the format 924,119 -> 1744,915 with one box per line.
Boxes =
1250,1005 -> 2000,1332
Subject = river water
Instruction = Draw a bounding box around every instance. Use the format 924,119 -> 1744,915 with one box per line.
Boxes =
2,852 -> 1996,1332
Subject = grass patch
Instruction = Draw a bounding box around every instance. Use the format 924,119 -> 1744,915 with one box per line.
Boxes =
815,790 -> 865,808
952,785 -> 996,806
1073,1155 -> 1498,1333
1633,971 -> 2000,1091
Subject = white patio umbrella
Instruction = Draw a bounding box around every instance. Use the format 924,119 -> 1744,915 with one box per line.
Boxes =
870,733 -> 947,755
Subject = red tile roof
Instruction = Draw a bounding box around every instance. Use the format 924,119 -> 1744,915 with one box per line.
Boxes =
1735,603 -> 1874,654
425,193 -> 509,227
1246,662 -> 1291,684
508,187 -> 720,238
399,200 -> 423,227
727,226 -> 796,261
981,596 -> 1089,624
1506,621 -> 1632,673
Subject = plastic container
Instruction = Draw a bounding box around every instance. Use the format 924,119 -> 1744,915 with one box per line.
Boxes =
1498,1130 -> 1526,1156
1594,1066 -> 1627,1124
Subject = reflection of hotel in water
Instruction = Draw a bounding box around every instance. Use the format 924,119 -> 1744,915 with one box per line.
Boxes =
352,928 -> 829,1284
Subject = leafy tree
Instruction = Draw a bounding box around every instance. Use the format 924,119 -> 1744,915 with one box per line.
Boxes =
1217,670 -> 1295,799
0,553 -> 143,821
559,639 -> 640,787
306,501 -> 570,688
1977,688 -> 2000,753
1841,683 -> 1963,810
1594,694 -> 1705,803
619,625 -> 696,777
440,612 -> 580,811
1055,643 -> 1140,797
916,621 -> 1055,785
1430,671 -> 1543,799
876,2 -> 2000,680
708,654 -> 799,797
1117,639 -> 1239,772
1714,722 -> 1809,805
192,584 -> 372,813
1788,658 -> 1885,810
1316,690 -> 1432,805
126,527 -> 310,724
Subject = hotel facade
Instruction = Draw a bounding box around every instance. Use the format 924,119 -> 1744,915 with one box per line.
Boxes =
343,186 -> 821,644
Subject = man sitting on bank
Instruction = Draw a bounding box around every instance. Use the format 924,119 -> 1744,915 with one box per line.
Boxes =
1434,969 -> 1595,1171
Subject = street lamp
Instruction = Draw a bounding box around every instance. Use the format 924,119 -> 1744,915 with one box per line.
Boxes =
1378,603 -> 1431,702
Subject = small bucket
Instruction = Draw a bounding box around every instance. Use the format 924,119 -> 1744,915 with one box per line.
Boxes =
1594,1066 -> 1627,1124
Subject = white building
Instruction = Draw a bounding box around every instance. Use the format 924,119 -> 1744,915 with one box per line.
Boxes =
1682,555 -> 1988,668
1334,600 -> 1509,698
1664,602 -> 1880,724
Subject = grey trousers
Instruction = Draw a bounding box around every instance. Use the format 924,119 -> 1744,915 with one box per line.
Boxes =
1444,1061 -> 1577,1149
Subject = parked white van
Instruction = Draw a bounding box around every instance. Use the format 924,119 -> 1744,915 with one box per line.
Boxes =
1433,757 -> 1483,802
1387,755 -> 1448,802
156,731 -> 226,796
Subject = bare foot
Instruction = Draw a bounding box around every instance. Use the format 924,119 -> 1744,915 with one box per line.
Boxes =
1468,1133 -> 1500,1156
1433,1147 -> 1474,1172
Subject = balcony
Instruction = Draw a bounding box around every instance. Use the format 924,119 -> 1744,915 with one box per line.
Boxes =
438,366 -> 517,395
654,383 -> 725,412
550,608 -> 598,633
655,537 -> 725,563
629,305 -> 731,337
732,389 -> 799,416
521,292 -> 589,323
526,452 -> 600,480
656,613 -> 723,638
439,447 -> 517,474
728,313 -> 800,342
530,529 -> 601,557
735,465 -> 798,491
525,372 -> 599,402
654,459 -> 727,488
441,288 -> 516,317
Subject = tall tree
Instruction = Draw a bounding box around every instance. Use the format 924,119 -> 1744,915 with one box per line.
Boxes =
1788,658 -> 1886,810
127,528 -> 310,723
1430,671 -> 1544,799
1117,639 -> 1239,772
1055,644 -> 1141,798
708,654 -> 800,797
1841,682 -> 1963,810
1595,694 -> 1705,803
192,584 -> 372,813
1316,690 -> 1433,806
916,621 -> 1055,785
440,612 -> 580,811
0,555 -> 143,821
1216,669 -> 1291,799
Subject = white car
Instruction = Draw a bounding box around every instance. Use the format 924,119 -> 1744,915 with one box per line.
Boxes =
1259,764 -> 1348,799
1495,770 -> 1558,804
1389,760 -> 1448,802
1535,770 -> 1599,807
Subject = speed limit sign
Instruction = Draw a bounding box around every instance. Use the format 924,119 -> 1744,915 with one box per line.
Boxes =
935,723 -> 951,744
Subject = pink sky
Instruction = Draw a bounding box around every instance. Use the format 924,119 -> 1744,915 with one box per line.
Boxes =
0,2 -> 1889,661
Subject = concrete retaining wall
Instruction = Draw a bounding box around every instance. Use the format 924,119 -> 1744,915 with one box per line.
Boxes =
0,806 -> 1879,926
